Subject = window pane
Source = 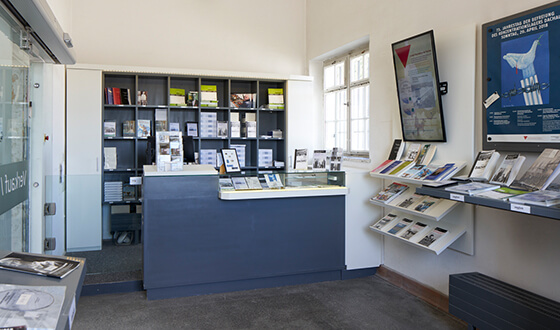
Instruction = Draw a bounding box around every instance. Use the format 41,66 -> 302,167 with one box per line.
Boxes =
324,65 -> 334,90
336,120 -> 347,149
350,84 -> 369,151
325,93 -> 336,121
350,56 -> 362,82
364,53 -> 369,79
350,52 -> 370,83
325,122 -> 336,150
334,62 -> 344,87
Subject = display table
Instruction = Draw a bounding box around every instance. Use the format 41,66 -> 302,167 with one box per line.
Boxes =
0,251 -> 86,330
142,166 -> 347,300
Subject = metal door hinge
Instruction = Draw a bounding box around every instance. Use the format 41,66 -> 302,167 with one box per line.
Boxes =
44,237 -> 56,251
44,203 -> 56,216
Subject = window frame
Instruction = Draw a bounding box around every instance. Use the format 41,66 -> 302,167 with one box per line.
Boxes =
323,48 -> 370,157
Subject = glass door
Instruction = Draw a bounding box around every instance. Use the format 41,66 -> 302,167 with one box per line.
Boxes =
0,5 -> 32,251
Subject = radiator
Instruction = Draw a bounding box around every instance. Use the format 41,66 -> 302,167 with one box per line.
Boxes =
449,272 -> 560,329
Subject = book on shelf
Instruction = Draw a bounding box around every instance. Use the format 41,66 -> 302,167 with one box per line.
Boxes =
418,227 -> 448,247
508,189 -> 560,206
230,93 -> 256,108
187,91 -> 198,106
245,176 -> 263,190
0,252 -> 81,279
400,221 -> 429,240
312,150 -> 328,169
137,91 -> 148,105
104,121 -> 116,137
388,161 -> 415,176
122,184 -> 135,201
489,154 -> 526,186
217,121 -> 228,138
264,173 -> 283,189
445,182 -> 500,195
413,196 -> 440,213
387,218 -> 413,235
394,193 -> 426,209
412,164 -> 439,180
232,177 -> 249,190
104,181 -> 123,202
170,88 -> 187,106
231,144 -> 246,167
113,88 -> 122,105
416,144 -> 437,166
371,160 -> 395,174
379,160 -> 403,175
370,182 -> 409,204
123,120 -> 135,137
403,143 -> 421,162
103,147 -> 117,170
370,213 -> 398,230
105,87 -> 114,104
259,149 -> 273,167
137,120 -> 151,137
230,121 -> 241,137
185,122 -> 198,137
399,164 -> 425,179
242,121 -> 256,138
268,88 -> 284,109
424,163 -> 456,181
155,108 -> 168,132
294,149 -> 308,170
469,150 -> 501,181
474,186 -> 528,200
121,88 -> 131,105
169,122 -> 180,132
200,85 -> 218,107
511,149 -> 560,191
388,139 -> 405,160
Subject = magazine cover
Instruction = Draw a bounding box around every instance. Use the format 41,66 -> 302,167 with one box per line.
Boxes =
387,218 -> 413,235
400,222 -> 428,240
371,213 -> 398,230
0,252 -> 81,279
418,227 -> 448,247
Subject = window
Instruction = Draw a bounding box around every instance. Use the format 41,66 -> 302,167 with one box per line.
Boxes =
324,50 -> 369,155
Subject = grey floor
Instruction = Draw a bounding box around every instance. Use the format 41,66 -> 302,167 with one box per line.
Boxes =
73,275 -> 464,330
67,240 -> 142,284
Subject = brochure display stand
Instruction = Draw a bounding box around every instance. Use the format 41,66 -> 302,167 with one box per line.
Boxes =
369,171 -> 474,255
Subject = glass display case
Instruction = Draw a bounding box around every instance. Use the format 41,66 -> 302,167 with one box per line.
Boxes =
218,170 -> 347,200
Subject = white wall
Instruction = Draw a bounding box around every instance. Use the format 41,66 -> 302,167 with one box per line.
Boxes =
69,0 -> 306,76
306,0 -> 560,302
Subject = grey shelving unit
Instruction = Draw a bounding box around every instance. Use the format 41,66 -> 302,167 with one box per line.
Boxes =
102,73 -> 287,237
416,185 -> 560,221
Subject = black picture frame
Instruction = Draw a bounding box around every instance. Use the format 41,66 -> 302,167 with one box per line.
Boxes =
221,148 -> 241,173
482,1 -> 560,152
392,30 -> 447,142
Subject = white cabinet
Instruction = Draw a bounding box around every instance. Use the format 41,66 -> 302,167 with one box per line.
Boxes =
66,68 -> 102,252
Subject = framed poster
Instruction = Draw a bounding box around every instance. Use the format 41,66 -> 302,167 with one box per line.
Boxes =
483,1 -> 560,151
221,148 -> 241,173
392,30 -> 447,142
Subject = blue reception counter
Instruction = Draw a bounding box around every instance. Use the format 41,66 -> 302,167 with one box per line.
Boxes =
142,166 -> 347,300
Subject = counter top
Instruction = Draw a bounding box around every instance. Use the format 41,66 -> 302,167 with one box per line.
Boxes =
143,164 -> 218,176
219,186 -> 348,200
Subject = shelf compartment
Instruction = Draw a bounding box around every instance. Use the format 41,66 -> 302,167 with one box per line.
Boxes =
369,189 -> 459,221
368,209 -> 468,255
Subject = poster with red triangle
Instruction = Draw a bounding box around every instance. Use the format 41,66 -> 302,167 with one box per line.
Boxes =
395,45 -> 411,68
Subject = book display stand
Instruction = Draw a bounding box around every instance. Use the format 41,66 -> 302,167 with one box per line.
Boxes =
369,169 -> 474,256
